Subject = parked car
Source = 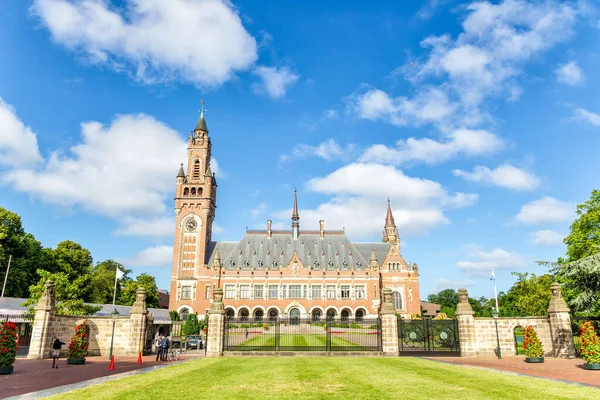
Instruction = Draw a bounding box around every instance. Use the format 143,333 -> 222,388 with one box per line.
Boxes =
185,335 -> 203,349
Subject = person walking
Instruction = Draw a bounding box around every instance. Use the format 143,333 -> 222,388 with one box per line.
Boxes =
51,338 -> 66,369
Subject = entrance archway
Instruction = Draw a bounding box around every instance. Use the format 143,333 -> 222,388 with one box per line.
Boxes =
239,308 -> 250,321
341,309 -> 351,321
225,308 -> 235,318
289,308 -> 301,325
326,308 -> 336,320
268,308 -> 279,321
311,309 -> 322,321
355,308 -> 365,321
254,309 -> 264,321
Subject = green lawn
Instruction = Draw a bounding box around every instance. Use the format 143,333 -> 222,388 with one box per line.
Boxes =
231,334 -> 366,349
48,357 -> 598,400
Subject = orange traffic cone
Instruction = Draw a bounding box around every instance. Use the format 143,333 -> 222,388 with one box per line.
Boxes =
137,352 -> 143,365
108,355 -> 115,371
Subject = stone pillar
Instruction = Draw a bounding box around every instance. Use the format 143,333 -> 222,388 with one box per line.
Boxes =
28,280 -> 56,359
455,288 -> 476,357
206,288 -> 225,357
380,288 -> 399,356
547,282 -> 576,358
127,287 -> 148,356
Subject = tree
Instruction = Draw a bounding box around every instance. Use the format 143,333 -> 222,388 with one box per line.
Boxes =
89,260 -> 131,304
427,289 -> 459,310
0,207 -> 46,298
119,273 -> 160,308
564,189 -> 600,262
182,313 -> 201,335
23,269 -> 101,315
497,273 -> 553,317
45,240 -> 94,279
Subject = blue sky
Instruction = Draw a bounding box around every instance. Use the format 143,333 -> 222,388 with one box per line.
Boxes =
1,0 -> 599,299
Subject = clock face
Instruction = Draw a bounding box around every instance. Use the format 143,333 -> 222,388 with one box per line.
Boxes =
185,218 -> 198,231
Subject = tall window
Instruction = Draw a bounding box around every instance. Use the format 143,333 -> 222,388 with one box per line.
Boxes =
193,160 -> 200,179
341,285 -> 350,299
312,285 -> 322,299
392,291 -> 403,310
205,285 -> 211,300
327,285 -> 336,299
225,285 -> 235,299
180,308 -> 189,321
254,285 -> 264,299
181,286 -> 192,300
355,285 -> 365,299
289,285 -> 302,299
282,285 -> 287,299
239,285 -> 250,299
268,285 -> 279,299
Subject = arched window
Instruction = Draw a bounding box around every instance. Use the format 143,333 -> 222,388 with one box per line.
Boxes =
341,309 -> 350,321
193,160 -> 201,179
355,309 -> 365,321
254,309 -> 264,321
225,308 -> 235,318
311,309 -> 322,321
326,309 -> 336,320
198,187 -> 203,196
191,187 -> 197,196
268,309 -> 279,321
240,308 -> 249,321
180,308 -> 190,321
183,187 -> 189,196
392,291 -> 403,311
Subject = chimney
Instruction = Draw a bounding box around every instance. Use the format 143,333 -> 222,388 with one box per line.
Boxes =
267,220 -> 272,238
319,220 -> 324,238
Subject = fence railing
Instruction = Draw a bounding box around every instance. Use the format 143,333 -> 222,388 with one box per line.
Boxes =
398,318 -> 460,356
223,317 -> 382,352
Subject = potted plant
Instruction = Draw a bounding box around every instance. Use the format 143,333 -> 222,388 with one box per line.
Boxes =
579,321 -> 600,370
523,325 -> 544,363
0,321 -> 18,374
67,322 -> 90,364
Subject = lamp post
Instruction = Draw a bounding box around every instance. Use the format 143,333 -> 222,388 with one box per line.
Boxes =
108,308 -> 119,361
492,309 -> 502,360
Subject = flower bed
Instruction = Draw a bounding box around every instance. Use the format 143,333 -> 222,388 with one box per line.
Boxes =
578,321 -> 600,368
523,326 -> 544,362
67,322 -> 90,362
0,321 -> 18,374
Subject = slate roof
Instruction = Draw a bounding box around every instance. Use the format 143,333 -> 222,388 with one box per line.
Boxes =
205,231 -> 392,270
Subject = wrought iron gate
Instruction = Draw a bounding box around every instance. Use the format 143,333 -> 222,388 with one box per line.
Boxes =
223,317 -> 382,352
398,318 -> 460,356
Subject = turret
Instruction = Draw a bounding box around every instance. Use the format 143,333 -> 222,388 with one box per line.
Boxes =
383,199 -> 399,246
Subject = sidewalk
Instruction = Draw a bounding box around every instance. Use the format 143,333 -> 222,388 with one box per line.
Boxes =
1,352 -> 203,399
427,356 -> 600,389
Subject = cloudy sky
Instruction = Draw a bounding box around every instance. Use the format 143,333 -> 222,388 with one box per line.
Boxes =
1,0 -> 599,298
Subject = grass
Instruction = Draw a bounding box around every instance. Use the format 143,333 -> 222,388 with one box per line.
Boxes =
48,357 -> 598,400
230,334 -> 366,350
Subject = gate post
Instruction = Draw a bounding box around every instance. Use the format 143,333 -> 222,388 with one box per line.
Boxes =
380,288 -> 399,356
27,280 -> 56,359
206,288 -> 225,357
547,282 -> 576,358
455,288 -> 476,357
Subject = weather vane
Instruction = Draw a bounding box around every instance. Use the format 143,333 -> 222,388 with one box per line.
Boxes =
199,99 -> 206,117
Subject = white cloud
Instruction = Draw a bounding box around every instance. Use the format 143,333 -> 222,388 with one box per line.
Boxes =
530,230 -> 564,246
113,216 -> 174,238
324,110 -> 338,119
430,278 -> 475,294
252,66 -> 299,99
555,61 -> 584,86
280,139 -> 356,164
250,203 -> 268,218
0,98 -> 43,167
457,245 -> 528,276
513,196 -> 574,225
271,163 -> 477,238
572,108 -> 600,127
2,111 -> 222,225
212,224 -> 225,235
453,164 -> 540,191
349,0 -> 581,129
121,245 -> 173,267
31,0 -> 257,87
359,128 -> 503,166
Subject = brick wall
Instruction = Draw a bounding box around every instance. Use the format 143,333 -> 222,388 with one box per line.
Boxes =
470,317 -> 551,357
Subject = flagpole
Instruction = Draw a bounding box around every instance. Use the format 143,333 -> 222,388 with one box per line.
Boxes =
1,255 -> 12,298
112,263 -> 119,306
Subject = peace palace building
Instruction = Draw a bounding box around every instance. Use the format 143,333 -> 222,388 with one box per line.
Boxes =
169,107 -> 422,321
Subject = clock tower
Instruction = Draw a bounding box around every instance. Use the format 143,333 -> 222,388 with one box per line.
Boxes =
169,101 -> 217,311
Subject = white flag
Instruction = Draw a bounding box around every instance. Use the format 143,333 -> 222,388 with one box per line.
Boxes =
116,266 -> 124,279
490,267 -> 495,281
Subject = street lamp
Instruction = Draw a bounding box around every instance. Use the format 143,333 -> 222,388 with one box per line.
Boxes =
108,308 -> 119,360
492,309 -> 502,360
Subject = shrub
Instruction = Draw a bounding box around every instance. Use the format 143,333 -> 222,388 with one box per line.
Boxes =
349,323 -> 361,329
262,323 -> 270,331
0,321 -> 18,367
182,313 -> 201,335
523,326 -> 544,358
579,321 -> 600,365
67,322 -> 90,360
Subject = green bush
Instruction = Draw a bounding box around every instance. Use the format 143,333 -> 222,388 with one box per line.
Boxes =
349,323 -> 361,329
182,313 -> 201,335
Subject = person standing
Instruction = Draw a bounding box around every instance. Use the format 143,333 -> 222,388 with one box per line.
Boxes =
155,335 -> 163,362
160,335 -> 169,361
51,338 -> 66,369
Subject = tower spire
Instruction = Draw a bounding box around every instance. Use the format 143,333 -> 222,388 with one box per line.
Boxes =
383,199 -> 399,245
385,198 -> 395,227
292,188 -> 300,239
195,99 -> 208,132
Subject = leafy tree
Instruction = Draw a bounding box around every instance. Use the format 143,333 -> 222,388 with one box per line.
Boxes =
182,313 -> 201,335
0,207 -> 46,298
169,310 -> 180,321
23,269 -> 101,315
427,289 -> 459,310
497,273 -> 553,317
564,189 -> 600,262
89,260 -> 131,304
119,273 -> 160,308
45,240 -> 94,279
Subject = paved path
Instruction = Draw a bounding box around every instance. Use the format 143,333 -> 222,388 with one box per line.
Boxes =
428,356 -> 600,389
1,352 -> 203,399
